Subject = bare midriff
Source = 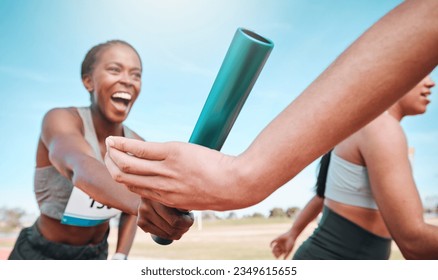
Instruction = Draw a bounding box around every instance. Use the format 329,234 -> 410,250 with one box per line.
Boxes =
37,214 -> 109,245
325,199 -> 391,239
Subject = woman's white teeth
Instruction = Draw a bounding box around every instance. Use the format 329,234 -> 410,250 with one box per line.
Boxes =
112,92 -> 132,100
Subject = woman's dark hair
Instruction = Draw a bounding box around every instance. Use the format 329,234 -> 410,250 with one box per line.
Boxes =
81,40 -> 142,81
315,150 -> 332,198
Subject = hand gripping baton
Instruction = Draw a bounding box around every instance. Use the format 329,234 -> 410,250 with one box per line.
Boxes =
152,27 -> 274,245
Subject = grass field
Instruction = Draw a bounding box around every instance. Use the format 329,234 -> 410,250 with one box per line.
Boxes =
4,216 -> 437,260
108,217 -> 406,260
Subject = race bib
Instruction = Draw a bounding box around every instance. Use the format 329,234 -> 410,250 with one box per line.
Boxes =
61,187 -> 121,227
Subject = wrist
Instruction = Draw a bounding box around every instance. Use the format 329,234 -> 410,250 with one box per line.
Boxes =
289,229 -> 299,239
112,252 -> 128,260
230,155 -> 260,208
235,152 -> 274,208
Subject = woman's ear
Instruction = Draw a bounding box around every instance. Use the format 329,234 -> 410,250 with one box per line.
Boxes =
82,75 -> 94,93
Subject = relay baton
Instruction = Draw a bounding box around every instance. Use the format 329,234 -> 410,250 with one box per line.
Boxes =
152,27 -> 274,245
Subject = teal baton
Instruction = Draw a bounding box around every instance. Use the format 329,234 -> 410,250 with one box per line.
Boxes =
152,27 -> 274,245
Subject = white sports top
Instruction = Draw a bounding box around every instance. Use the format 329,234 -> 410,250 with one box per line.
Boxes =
325,152 -> 378,210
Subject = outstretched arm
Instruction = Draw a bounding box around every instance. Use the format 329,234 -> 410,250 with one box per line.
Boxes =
105,0 -> 438,211
271,195 -> 323,260
42,108 -> 193,239
41,107 -> 140,215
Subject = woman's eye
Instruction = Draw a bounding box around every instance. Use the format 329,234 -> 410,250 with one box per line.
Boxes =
108,67 -> 120,73
129,71 -> 141,80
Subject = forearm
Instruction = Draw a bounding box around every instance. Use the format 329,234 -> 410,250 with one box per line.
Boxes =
394,222 -> 438,260
239,0 -> 438,198
71,155 -> 140,215
288,196 -> 323,238
115,212 -> 137,255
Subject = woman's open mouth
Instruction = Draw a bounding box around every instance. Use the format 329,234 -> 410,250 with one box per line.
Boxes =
111,92 -> 132,111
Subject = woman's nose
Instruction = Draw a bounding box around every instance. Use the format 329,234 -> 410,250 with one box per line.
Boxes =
424,75 -> 435,89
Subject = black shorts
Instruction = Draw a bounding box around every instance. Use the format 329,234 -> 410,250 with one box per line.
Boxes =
8,222 -> 109,260
293,206 -> 391,260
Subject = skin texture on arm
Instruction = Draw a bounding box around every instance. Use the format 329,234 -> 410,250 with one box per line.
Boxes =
115,212 -> 137,256
105,0 -> 438,211
41,108 -> 140,215
42,108 -> 194,239
270,195 -> 323,260
361,115 -> 438,259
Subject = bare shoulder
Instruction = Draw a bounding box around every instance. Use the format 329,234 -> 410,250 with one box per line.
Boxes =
41,107 -> 83,135
358,113 -> 408,159
360,113 -> 405,143
43,107 -> 80,123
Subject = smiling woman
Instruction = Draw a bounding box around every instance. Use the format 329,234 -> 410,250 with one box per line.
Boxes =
7,40 -> 193,260
81,41 -> 142,123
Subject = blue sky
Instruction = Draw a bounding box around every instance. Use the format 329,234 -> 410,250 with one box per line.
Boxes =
1,0 -> 437,218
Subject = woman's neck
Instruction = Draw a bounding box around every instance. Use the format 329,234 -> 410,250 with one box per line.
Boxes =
387,103 -> 404,122
89,106 -> 124,141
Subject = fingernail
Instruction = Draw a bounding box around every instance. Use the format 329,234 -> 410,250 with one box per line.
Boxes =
106,136 -> 114,147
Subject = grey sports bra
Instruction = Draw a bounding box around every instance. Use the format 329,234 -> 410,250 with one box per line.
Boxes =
34,107 -> 135,220
325,152 -> 378,210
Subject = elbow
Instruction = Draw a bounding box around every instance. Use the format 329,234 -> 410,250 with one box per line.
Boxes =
398,242 -> 418,260
70,170 -> 86,190
394,225 -> 428,260
48,152 -> 74,181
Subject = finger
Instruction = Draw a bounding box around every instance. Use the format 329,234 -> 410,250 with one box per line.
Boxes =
104,155 -> 173,204
104,152 -> 155,193
272,246 -> 282,259
129,185 -> 164,202
106,145 -> 164,176
284,246 -> 293,260
270,240 -> 278,248
104,151 -> 122,178
136,216 -> 172,239
120,175 -> 185,209
105,160 -> 170,207
114,173 -> 192,210
104,151 -> 144,191
106,136 -> 168,160
137,199 -> 190,240
129,185 -> 189,210
150,202 -> 194,230
137,200 -> 175,237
